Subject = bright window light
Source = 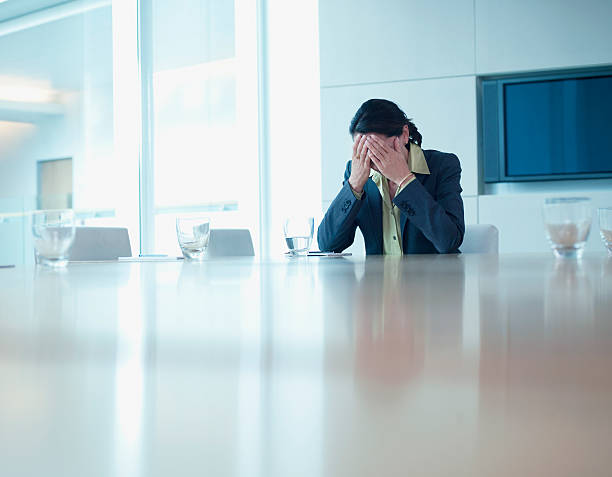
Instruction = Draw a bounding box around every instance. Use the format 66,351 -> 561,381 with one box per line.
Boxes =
150,0 -> 259,256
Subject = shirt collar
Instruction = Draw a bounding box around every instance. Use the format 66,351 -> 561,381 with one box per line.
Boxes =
409,143 -> 430,175
370,142 -> 430,178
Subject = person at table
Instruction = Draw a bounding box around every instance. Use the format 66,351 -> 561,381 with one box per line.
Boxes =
318,99 -> 465,255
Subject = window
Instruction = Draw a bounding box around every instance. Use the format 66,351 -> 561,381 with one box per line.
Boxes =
148,0 -> 260,255
0,0 -> 321,263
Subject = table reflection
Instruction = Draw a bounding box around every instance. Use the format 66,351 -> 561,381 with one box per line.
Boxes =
353,258 -> 425,387
477,256 -> 612,476
596,257 -> 612,323
1,255 -> 611,477
545,259 -> 594,323
320,256 -> 471,476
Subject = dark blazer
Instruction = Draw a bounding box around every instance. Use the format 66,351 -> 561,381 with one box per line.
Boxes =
318,149 -> 465,254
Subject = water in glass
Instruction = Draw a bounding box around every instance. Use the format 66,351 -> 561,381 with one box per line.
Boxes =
176,217 -> 210,260
285,236 -> 312,254
283,217 -> 314,256
32,210 -> 76,267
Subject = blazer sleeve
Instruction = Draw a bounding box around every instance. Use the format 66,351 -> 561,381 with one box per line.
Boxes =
317,161 -> 365,252
392,153 -> 465,253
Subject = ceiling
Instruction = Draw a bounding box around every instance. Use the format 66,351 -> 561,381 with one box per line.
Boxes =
0,4 -> 113,94
0,0 -> 72,23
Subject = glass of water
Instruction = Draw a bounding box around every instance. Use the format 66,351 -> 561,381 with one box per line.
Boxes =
543,197 -> 592,259
176,216 -> 210,260
599,207 -> 612,255
283,216 -> 314,256
32,209 -> 76,267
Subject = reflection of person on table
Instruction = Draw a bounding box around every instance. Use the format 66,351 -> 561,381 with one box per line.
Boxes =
353,259 -> 425,388
318,99 -> 465,255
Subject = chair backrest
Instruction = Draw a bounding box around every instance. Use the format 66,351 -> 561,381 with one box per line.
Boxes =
461,224 -> 499,254
70,227 -> 132,261
207,229 -> 255,257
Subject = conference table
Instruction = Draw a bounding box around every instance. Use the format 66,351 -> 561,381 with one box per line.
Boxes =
1,254 -> 611,476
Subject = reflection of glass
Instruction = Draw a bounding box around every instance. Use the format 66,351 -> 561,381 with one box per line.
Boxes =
283,216 -> 314,256
544,259 -> 593,324
176,216 -> 210,260
596,257 -> 612,322
598,207 -> 612,254
543,197 -> 592,258
32,210 -> 76,268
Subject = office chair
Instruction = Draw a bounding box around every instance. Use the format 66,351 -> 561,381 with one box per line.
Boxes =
207,229 -> 255,257
70,227 -> 132,261
460,224 -> 499,254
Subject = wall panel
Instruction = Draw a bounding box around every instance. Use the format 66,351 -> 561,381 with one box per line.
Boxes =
319,0 -> 475,87
475,0 -> 612,74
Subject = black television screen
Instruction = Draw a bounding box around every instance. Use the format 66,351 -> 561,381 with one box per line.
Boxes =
480,70 -> 612,183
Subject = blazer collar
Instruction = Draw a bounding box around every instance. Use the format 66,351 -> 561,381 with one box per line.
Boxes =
364,179 -> 383,253
409,143 -> 430,175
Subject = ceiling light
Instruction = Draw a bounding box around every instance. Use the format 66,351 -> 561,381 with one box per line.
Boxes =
0,76 -> 60,103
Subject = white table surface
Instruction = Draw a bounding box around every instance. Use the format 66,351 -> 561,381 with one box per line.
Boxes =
1,254 -> 611,477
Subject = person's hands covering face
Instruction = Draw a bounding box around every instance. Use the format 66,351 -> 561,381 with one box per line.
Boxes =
348,134 -> 370,194
366,135 -> 412,186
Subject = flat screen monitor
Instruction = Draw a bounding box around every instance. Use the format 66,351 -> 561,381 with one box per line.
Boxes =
480,70 -> 612,183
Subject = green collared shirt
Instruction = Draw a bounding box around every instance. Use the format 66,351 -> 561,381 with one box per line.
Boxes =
352,143 -> 430,255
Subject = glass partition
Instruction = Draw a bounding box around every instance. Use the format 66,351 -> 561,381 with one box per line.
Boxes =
0,2 -> 139,264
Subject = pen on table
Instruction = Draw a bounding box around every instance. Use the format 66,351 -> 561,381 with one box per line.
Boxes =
129,254 -> 184,260
0,265 -> 15,269
118,253 -> 184,262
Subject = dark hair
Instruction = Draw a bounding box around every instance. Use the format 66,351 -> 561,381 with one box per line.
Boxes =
349,99 -> 423,147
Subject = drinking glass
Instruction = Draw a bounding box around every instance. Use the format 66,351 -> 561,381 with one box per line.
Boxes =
32,209 -> 76,267
543,197 -> 592,259
283,216 -> 314,256
598,207 -> 612,255
176,216 -> 210,260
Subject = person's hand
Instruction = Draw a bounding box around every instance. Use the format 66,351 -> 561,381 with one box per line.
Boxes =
366,135 -> 413,186
348,134 -> 370,194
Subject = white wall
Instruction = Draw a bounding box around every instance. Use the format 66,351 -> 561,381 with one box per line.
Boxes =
475,0 -> 612,74
318,0 -> 612,254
